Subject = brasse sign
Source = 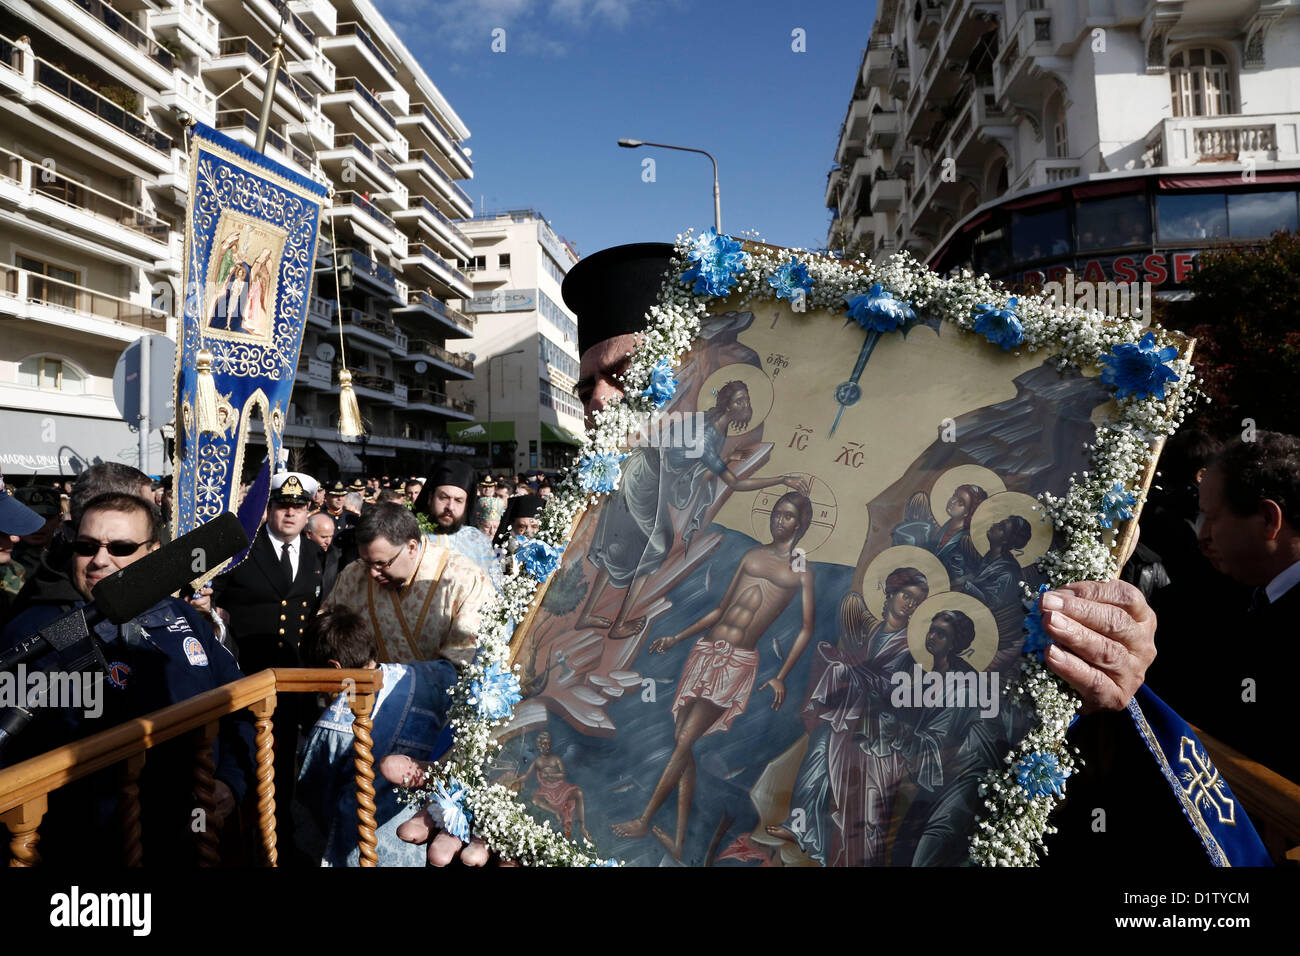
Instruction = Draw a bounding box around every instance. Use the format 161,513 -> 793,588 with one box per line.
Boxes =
1021,249 -> 1205,288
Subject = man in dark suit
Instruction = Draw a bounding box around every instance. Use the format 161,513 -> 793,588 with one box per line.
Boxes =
1147,430 -> 1300,784
306,510 -> 341,600
212,470 -> 325,862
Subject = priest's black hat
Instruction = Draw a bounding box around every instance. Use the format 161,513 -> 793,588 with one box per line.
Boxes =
563,242 -> 676,357
413,458 -> 477,519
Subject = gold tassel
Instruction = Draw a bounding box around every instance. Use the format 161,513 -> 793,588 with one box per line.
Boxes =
338,368 -> 364,437
195,349 -> 220,434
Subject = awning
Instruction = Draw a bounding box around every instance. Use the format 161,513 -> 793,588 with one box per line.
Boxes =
315,439 -> 363,471
447,420 -> 515,443
0,408 -> 165,476
540,421 -> 584,446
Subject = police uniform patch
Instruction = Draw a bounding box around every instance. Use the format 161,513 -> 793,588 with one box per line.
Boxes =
183,636 -> 209,666
108,662 -> 132,690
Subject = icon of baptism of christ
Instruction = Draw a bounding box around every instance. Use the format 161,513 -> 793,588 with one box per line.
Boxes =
499,253 -> 1140,867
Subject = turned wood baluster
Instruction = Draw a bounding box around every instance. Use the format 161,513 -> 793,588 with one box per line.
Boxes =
2,795 -> 48,867
119,753 -> 147,867
349,689 -> 378,867
250,695 -> 278,867
191,721 -> 221,867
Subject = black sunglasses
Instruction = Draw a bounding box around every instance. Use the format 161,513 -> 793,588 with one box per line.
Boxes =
72,538 -> 153,557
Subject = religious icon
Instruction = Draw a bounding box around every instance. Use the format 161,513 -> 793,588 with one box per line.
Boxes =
498,261 -> 1169,867
202,212 -> 286,341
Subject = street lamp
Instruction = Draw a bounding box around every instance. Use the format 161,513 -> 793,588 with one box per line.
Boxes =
618,138 -> 721,232
486,348 -> 524,470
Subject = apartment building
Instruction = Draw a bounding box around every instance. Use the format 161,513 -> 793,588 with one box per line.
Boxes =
827,0 -> 1300,296
445,209 -> 586,475
0,0 -> 476,479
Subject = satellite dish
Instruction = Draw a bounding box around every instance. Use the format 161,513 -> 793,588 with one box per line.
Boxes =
315,342 -> 336,362
414,361 -> 428,374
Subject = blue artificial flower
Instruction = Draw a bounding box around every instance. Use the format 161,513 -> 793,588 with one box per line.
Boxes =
844,283 -> 915,332
681,227 -> 750,297
1015,751 -> 1071,799
578,450 -> 628,493
1097,481 -> 1137,529
767,257 -> 813,303
470,661 -> 522,721
972,296 -> 1024,350
1022,584 -> 1053,660
433,779 -> 472,841
1099,331 -> 1180,401
642,358 -> 678,408
589,858 -> 620,867
516,537 -> 564,583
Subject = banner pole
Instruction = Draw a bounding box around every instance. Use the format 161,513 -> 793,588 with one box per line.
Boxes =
254,33 -> 284,153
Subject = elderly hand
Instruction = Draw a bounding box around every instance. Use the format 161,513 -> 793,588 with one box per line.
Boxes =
1039,579 -> 1157,714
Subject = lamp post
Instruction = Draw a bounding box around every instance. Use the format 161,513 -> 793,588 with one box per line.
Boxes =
486,348 -> 524,470
618,138 -> 721,232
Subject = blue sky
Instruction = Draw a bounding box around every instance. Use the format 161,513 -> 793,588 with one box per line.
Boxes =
372,0 -> 877,256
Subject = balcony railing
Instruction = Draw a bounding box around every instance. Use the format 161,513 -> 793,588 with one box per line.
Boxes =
344,247 -> 396,288
1,144 -> 170,241
408,243 -> 469,287
215,109 -> 313,172
1142,114 -> 1295,167
335,21 -> 397,78
407,387 -> 475,415
331,133 -> 395,178
274,0 -> 316,45
0,262 -> 168,331
335,190 -> 395,230
408,149 -> 472,208
216,36 -> 314,108
404,290 -> 475,332
334,77 -> 395,131
405,338 -> 473,372
337,307 -> 398,344
410,196 -> 469,244
71,0 -> 173,69
33,57 -> 171,153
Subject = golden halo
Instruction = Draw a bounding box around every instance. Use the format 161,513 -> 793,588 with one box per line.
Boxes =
906,592 -> 1000,673
861,545 -> 951,621
969,492 -> 1053,568
928,465 -> 1006,527
749,473 -> 843,555
697,364 -> 774,435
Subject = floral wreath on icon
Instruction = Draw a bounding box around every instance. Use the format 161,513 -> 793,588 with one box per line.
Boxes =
397,227 -> 1195,867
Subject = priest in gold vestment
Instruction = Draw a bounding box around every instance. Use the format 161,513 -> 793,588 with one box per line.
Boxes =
323,502 -> 489,666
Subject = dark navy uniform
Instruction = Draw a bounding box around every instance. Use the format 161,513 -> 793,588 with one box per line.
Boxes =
211,526 -> 325,675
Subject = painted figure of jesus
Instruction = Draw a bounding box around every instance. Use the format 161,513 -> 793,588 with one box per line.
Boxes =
611,491 -> 816,859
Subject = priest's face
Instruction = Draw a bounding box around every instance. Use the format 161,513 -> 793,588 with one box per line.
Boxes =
513,516 -> 540,538
431,485 -> 468,533
578,333 -> 637,426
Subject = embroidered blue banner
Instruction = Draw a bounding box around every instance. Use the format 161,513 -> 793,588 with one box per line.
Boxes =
1128,686 -> 1272,866
171,123 -> 328,577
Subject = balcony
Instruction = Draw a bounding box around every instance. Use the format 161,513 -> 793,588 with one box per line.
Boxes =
403,338 -> 474,379
332,307 -> 399,350
864,38 -> 891,88
49,0 -> 173,87
336,247 -> 400,302
836,97 -> 872,166
284,42 -> 336,96
1010,158 -> 1081,192
160,68 -> 216,126
0,263 -> 169,341
994,8 -> 1054,106
1142,114 -> 1300,168
327,190 -> 396,247
406,387 -> 475,420
215,109 -> 321,183
394,196 -> 472,261
321,21 -> 400,91
319,133 -> 397,193
289,0 -> 337,35
395,149 -> 474,219
306,294 -> 335,329
206,36 -> 316,122
6,48 -> 173,168
870,175 -> 905,213
0,145 -> 171,261
395,290 -> 475,339
151,0 -> 221,59
322,77 -> 398,147
916,0 -> 943,45
867,110 -> 899,150
400,243 -> 472,299
295,355 -> 333,389
941,1 -> 1003,63
396,103 -> 472,179
888,48 -> 910,99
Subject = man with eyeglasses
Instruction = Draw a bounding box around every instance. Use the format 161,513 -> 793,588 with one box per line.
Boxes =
322,501 -> 488,667
0,492 -> 254,865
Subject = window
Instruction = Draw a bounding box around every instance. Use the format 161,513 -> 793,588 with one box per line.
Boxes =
539,380 -> 582,418
1170,47 -> 1234,118
498,253 -> 510,268
1076,194 -> 1151,251
1227,191 -> 1299,238
541,252 -> 567,285
539,335 -> 579,381
538,290 -> 578,343
466,255 -> 486,271
1046,92 -> 1068,159
1157,193 -> 1228,241
18,254 -> 78,309
17,356 -> 84,393
1010,207 -> 1071,263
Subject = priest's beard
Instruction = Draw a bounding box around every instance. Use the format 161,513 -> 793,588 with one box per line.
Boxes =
431,511 -> 466,535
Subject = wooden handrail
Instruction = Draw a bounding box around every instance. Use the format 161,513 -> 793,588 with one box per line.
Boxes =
1193,725 -> 1300,862
0,667 -> 384,867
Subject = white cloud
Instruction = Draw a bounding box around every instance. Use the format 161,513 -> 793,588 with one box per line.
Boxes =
373,0 -> 638,57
